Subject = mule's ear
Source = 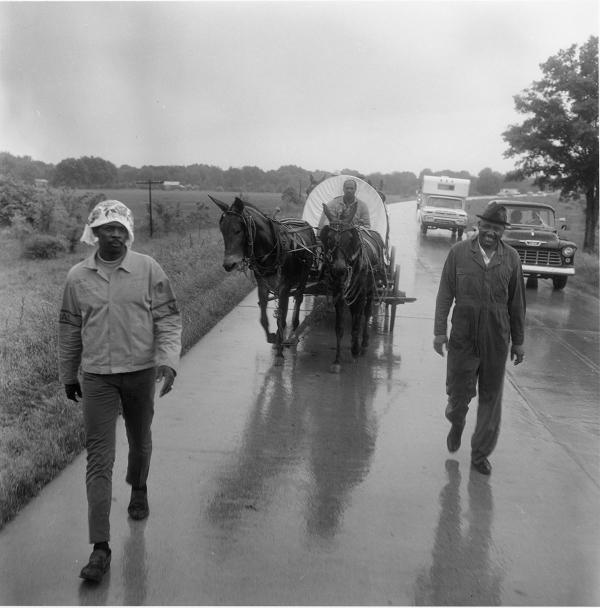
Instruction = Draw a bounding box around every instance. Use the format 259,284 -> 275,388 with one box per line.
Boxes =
208,194 -> 229,213
232,197 -> 245,214
322,203 -> 334,222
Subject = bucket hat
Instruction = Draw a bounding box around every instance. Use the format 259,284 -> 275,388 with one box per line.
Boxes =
81,200 -> 135,246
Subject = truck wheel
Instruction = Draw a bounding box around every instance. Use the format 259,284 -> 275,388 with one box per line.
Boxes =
526,277 -> 538,289
420,223 -> 427,235
552,276 -> 568,290
457,228 -> 464,239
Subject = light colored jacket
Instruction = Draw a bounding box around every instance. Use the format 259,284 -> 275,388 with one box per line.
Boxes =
58,249 -> 182,384
318,196 -> 371,229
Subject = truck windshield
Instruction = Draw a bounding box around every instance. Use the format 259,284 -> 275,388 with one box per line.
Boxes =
427,197 -> 462,209
507,207 -> 554,228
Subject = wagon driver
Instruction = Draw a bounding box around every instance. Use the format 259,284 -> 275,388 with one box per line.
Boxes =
318,178 -> 371,229
433,201 -> 526,475
58,200 -> 182,583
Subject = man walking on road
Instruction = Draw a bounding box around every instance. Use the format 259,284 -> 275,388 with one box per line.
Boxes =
58,200 -> 182,582
433,201 -> 526,475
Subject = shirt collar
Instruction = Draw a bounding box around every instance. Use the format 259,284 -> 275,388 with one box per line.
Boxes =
83,248 -> 131,272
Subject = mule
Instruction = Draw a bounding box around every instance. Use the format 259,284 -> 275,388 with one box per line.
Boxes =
210,195 -> 317,364
320,202 -> 386,373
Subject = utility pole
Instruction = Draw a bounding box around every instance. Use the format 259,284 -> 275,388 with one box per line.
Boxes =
136,179 -> 163,237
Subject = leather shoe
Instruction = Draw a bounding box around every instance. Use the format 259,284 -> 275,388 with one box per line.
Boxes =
128,488 -> 149,520
446,422 -> 465,453
80,548 -> 111,582
471,458 -> 492,475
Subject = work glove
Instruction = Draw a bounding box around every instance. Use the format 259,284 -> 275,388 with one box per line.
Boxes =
156,365 -> 176,397
65,382 -> 82,402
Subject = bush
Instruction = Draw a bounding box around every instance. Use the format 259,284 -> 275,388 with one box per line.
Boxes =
0,179 -> 37,226
22,234 -> 66,259
281,186 -> 302,205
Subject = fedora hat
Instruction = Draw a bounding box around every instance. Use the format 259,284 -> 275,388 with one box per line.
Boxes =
476,201 -> 511,226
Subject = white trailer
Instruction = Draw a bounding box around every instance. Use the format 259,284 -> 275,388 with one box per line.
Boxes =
417,175 -> 471,238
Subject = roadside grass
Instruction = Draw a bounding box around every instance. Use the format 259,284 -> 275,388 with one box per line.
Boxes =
0,190 -> 296,530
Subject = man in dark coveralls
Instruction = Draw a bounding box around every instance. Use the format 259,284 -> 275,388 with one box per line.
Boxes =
433,201 -> 526,475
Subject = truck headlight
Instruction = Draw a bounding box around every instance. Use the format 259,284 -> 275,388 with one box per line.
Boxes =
562,246 -> 575,257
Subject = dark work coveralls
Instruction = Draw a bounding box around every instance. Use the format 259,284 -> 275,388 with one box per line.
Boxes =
434,235 -> 526,464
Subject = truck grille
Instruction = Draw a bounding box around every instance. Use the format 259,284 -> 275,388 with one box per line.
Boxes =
515,247 -> 562,266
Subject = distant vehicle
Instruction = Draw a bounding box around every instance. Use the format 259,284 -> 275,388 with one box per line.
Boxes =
417,175 -> 470,238
498,188 -> 520,196
493,200 -> 577,290
162,181 -> 185,191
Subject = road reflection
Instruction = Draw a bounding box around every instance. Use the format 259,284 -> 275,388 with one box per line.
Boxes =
205,310 -> 387,547
122,519 -> 148,605
78,565 -> 111,605
414,460 -> 503,606
303,338 -> 379,540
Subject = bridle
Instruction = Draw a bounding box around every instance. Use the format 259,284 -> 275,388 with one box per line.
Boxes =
322,222 -> 362,266
321,222 -> 366,305
219,207 -> 281,276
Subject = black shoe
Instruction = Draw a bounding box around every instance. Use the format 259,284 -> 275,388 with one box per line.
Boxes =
471,458 -> 492,475
128,488 -> 149,520
446,422 -> 465,453
80,548 -> 111,582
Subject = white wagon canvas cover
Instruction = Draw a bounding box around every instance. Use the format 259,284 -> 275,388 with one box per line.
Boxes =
302,175 -> 390,245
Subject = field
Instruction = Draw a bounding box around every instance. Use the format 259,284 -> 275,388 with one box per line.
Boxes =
87,188 -> 293,237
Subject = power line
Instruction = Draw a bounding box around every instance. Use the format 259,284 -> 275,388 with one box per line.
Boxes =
136,179 -> 164,237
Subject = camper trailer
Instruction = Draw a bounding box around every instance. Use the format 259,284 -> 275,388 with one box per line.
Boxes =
416,175 -> 471,238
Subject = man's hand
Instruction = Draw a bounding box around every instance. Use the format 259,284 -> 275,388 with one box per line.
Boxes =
433,335 -> 448,357
156,365 -> 176,397
511,344 -> 525,366
65,382 -> 82,402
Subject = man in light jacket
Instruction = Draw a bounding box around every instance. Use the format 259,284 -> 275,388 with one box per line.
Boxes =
58,200 -> 182,583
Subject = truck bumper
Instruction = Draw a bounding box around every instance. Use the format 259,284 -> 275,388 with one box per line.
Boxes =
423,221 -> 466,229
522,265 -> 575,277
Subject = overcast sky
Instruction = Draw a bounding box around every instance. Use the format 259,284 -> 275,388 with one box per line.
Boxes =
0,1 -> 597,176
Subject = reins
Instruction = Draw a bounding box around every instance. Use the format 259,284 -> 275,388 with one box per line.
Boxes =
322,224 -> 381,306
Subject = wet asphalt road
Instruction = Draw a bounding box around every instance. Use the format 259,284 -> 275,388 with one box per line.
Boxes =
0,201 -> 598,605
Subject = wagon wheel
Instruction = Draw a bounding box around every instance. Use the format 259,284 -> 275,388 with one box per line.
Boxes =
389,264 -> 402,333
382,246 -> 396,317
388,246 -> 396,279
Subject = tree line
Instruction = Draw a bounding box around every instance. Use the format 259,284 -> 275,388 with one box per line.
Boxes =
0,151 -> 529,199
